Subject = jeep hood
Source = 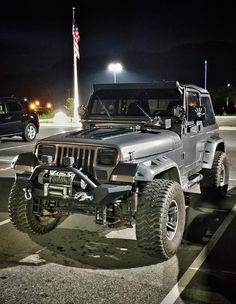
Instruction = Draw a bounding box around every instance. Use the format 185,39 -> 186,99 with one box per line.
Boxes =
39,127 -> 181,160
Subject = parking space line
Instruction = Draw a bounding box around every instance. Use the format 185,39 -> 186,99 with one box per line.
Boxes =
0,167 -> 11,171
160,203 -> 236,304
0,143 -> 35,151
0,219 -> 10,226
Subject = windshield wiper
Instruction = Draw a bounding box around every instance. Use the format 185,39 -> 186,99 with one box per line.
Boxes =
133,102 -> 166,128
97,96 -> 113,120
134,102 -> 152,121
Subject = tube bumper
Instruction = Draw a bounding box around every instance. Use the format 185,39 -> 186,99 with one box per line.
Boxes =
15,164 -> 132,206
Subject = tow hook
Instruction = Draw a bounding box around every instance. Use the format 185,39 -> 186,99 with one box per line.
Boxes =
23,188 -> 32,200
74,192 -> 93,201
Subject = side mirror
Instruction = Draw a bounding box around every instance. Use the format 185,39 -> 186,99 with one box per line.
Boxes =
173,105 -> 185,118
195,106 -> 206,121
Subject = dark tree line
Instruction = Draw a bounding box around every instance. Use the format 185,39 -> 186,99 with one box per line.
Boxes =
210,85 -> 236,115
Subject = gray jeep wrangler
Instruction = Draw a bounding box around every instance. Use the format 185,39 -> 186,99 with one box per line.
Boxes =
9,81 -> 229,261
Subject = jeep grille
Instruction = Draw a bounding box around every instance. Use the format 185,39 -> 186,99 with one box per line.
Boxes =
36,144 -> 118,177
56,145 -> 95,175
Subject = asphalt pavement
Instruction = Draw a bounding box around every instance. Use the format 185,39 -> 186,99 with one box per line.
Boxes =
0,125 -> 236,303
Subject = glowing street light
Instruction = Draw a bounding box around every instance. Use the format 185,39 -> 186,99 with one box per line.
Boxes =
46,102 -> 52,110
108,63 -> 123,83
29,103 -> 36,110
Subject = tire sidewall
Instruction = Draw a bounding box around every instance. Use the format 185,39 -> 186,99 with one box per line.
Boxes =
200,151 -> 229,200
9,183 -> 61,234
136,179 -> 186,260
161,184 -> 185,257
216,152 -> 229,188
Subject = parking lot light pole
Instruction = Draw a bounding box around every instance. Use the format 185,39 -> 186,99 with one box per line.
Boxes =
204,60 -> 207,89
108,63 -> 123,83
226,83 -> 231,106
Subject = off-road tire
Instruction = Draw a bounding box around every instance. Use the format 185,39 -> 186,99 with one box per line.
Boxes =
9,182 -> 62,234
22,122 -> 37,142
200,151 -> 229,201
136,179 -> 185,260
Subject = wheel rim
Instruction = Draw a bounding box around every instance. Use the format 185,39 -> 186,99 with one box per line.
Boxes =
27,125 -> 36,140
166,200 -> 178,240
219,164 -> 225,187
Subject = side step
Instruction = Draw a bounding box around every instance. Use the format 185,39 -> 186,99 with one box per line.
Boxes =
187,173 -> 203,188
182,173 -> 203,191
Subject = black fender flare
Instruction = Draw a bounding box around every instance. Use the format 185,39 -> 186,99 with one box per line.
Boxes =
110,156 -> 181,184
202,135 -> 225,169
12,152 -> 39,172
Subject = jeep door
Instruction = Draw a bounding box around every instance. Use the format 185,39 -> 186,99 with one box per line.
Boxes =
182,90 -> 204,175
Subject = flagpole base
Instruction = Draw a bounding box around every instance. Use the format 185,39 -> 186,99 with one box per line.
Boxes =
72,116 -> 83,128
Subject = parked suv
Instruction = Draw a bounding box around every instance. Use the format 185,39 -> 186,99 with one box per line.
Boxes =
9,82 -> 229,261
0,97 -> 39,142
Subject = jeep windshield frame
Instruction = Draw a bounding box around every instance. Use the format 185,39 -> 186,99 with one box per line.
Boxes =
87,87 -> 183,124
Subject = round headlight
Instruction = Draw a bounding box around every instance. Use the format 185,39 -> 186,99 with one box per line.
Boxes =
97,149 -> 117,166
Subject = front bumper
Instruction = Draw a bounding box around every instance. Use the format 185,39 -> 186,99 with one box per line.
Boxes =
15,164 -> 132,206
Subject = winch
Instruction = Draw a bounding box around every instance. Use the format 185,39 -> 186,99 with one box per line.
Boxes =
38,170 -> 75,198
45,171 -> 75,185
37,170 -> 93,200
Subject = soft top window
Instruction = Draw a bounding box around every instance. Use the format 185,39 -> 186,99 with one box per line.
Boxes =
89,88 -> 182,117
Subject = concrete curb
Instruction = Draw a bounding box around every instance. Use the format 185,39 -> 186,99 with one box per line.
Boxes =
215,116 -> 236,127
39,120 -> 82,128
39,123 -> 81,128
219,126 -> 236,130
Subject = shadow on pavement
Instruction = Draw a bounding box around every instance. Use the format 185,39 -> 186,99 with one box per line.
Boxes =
30,225 -> 164,269
0,177 -> 164,269
27,189 -> 236,271
178,187 -> 236,304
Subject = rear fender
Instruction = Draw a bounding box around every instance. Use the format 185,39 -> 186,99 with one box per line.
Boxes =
202,136 -> 225,169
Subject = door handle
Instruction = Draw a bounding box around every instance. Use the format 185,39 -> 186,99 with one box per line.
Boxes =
5,116 -> 12,120
187,124 -> 200,134
187,124 -> 196,133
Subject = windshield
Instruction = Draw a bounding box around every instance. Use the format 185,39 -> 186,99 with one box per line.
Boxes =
89,88 -> 182,117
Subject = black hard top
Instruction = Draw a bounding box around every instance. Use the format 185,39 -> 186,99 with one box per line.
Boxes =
93,81 -> 209,94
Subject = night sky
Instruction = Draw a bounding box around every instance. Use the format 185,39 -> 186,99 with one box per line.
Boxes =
0,0 -> 235,106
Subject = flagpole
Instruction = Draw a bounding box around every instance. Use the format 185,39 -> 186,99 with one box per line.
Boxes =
204,60 -> 207,89
72,7 -> 80,123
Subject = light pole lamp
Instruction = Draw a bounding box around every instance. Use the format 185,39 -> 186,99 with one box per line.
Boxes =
108,63 -> 123,83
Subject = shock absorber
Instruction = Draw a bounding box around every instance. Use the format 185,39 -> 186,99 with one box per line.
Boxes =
133,185 -> 139,213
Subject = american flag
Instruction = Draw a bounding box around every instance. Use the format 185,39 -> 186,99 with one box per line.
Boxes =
73,18 -> 80,59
